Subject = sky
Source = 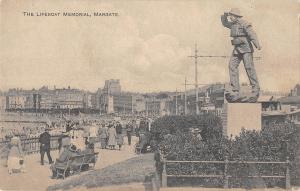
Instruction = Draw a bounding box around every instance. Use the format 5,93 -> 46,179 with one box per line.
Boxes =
0,0 -> 299,93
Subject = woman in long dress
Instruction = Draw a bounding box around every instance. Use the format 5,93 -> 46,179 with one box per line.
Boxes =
7,135 -> 25,174
98,125 -> 108,149
107,126 -> 116,150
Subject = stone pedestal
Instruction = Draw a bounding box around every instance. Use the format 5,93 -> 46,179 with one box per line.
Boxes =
222,103 -> 262,138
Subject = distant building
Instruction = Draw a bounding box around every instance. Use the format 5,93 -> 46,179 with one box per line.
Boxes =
112,93 -> 134,114
90,93 -> 97,109
83,92 -> 94,109
99,92 -> 146,115
135,95 -> 146,113
169,83 -> 224,115
279,96 -> 300,109
95,88 -> 102,110
290,84 -> 300,96
0,95 -> 6,110
5,86 -> 88,113
39,86 -> 55,110
6,95 -> 26,109
98,80 -> 147,114
145,98 -> 171,116
201,103 -> 216,113
54,87 -> 84,109
6,89 -> 37,110
103,79 -> 121,95
107,95 -> 114,114
256,95 -> 300,127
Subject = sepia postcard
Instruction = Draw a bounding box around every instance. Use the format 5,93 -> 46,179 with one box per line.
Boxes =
0,0 -> 299,190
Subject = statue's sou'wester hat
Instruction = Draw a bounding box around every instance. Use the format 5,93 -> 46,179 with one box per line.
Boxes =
229,8 -> 242,17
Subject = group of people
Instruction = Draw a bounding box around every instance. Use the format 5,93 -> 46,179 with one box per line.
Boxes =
3,116 -> 152,175
98,121 -> 134,150
4,127 -> 53,174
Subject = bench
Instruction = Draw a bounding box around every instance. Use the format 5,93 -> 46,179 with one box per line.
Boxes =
55,152 -> 99,179
135,143 -> 152,154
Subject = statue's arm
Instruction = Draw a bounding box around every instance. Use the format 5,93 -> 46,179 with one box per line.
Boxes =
245,24 -> 261,50
221,13 -> 232,29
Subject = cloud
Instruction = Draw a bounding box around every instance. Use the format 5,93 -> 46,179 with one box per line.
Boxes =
0,0 -> 299,93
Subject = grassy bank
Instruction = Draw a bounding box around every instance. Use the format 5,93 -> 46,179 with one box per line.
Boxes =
47,153 -> 155,191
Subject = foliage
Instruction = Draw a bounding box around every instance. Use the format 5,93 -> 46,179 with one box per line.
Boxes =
150,114 -> 223,143
151,115 -> 300,188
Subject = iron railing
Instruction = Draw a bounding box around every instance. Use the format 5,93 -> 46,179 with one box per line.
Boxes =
160,155 -> 291,189
0,136 -> 60,159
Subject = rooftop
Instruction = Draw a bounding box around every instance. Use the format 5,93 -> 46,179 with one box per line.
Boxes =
279,96 -> 300,104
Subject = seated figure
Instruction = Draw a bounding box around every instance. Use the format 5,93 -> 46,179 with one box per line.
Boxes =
78,143 -> 95,171
138,132 -> 148,153
81,143 -> 94,155
67,143 -> 95,172
7,135 -> 25,174
50,144 -> 79,178
58,132 -> 71,155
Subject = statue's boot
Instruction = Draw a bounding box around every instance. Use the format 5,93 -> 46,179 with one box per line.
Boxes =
240,92 -> 259,103
225,91 -> 246,103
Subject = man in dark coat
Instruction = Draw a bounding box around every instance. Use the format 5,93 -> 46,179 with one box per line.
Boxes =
126,121 -> 133,145
115,122 -> 123,150
39,128 -> 53,165
66,120 -> 74,132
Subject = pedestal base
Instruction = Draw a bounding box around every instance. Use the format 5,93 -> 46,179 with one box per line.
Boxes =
222,103 -> 262,138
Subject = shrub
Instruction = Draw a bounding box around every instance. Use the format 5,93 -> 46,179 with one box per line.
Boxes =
150,114 -> 222,143
151,114 -> 300,188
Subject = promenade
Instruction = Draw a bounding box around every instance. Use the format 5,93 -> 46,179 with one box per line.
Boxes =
0,137 -> 139,190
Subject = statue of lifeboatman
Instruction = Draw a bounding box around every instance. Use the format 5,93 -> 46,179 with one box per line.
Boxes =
221,8 -> 261,102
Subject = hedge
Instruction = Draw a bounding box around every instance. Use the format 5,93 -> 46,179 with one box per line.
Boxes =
151,114 -> 300,188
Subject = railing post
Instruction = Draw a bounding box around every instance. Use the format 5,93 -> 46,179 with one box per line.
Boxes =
152,172 -> 160,191
161,157 -> 167,187
224,156 -> 229,189
286,157 -> 290,190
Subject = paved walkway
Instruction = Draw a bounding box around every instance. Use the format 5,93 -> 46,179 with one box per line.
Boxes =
0,136 -> 139,191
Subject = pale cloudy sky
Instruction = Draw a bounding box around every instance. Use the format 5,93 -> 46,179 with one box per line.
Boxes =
0,0 -> 299,93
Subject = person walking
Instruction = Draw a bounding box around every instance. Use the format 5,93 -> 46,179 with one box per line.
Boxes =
115,121 -> 123,150
58,131 -> 71,155
107,124 -> 116,150
39,127 -> 53,165
221,8 -> 261,102
98,124 -> 108,149
138,130 -> 148,154
65,120 -> 75,132
88,122 -> 98,144
7,134 -> 25,173
126,121 -> 133,146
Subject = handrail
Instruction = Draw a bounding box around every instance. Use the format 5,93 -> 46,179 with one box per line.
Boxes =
159,155 -> 291,189
0,135 -> 61,157
165,160 -> 287,164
